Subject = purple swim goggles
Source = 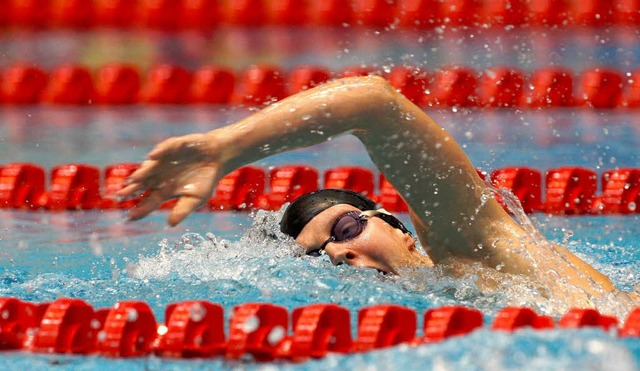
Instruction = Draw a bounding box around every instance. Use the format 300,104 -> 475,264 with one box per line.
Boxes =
306,209 -> 390,257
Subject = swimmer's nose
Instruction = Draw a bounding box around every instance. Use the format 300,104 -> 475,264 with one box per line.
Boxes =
324,244 -> 357,266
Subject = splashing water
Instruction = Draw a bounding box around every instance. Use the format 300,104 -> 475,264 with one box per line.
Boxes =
127,200 -> 636,320
486,183 -> 638,318
128,208 -> 514,315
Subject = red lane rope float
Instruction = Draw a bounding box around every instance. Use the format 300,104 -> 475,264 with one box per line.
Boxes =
155,301 -> 226,358
31,298 -> 102,354
97,301 -> 158,357
1,163 -> 640,215
1,0 -> 638,30
418,306 -> 483,343
352,305 -> 417,352
1,297 -> 639,361
4,63 -> 640,109
491,307 -> 554,331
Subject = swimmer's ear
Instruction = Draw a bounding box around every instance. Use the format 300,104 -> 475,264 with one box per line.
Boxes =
395,227 -> 415,249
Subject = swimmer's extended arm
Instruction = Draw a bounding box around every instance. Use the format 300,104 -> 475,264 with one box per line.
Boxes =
120,75 -> 483,240
119,75 -> 618,297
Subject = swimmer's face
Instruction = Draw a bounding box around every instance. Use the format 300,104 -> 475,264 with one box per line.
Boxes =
295,204 -> 424,274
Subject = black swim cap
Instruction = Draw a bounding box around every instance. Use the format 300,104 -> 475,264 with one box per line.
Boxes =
280,188 -> 410,238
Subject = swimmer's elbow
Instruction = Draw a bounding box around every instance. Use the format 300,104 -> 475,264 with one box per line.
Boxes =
313,75 -> 408,130
345,75 -> 404,114
362,75 -> 401,102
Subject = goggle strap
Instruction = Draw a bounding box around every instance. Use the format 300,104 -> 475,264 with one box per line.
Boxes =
359,208 -> 392,219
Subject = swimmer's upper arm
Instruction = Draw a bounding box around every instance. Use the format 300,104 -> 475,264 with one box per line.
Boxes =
352,85 -> 510,263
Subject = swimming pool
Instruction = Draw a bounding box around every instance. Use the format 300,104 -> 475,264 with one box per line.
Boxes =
2,19 -> 640,371
1,104 -> 639,369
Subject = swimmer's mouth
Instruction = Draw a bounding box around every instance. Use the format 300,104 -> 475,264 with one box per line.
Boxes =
333,261 -> 389,275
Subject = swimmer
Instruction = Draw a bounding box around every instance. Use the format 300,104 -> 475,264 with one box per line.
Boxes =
118,75 -> 639,306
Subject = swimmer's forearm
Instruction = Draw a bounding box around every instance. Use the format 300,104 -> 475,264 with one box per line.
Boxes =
212,76 -> 399,172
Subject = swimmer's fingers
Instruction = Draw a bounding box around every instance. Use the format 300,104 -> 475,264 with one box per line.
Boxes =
116,160 -> 165,199
166,167 -> 219,226
128,166 -> 218,225
168,196 -> 206,226
147,136 -> 182,159
127,189 -> 168,221
126,160 -> 160,186
116,182 -> 142,199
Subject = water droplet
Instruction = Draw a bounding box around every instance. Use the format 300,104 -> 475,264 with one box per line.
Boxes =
267,326 -> 285,345
157,325 -> 168,336
243,315 -> 260,333
126,308 -> 138,322
89,233 -> 103,257
190,303 -> 207,322
194,335 -> 203,345
90,319 -> 101,329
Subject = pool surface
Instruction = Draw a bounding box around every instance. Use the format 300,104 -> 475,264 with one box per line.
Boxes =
1,22 -> 640,371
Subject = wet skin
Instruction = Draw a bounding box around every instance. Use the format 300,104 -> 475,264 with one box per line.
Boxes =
295,204 -> 433,275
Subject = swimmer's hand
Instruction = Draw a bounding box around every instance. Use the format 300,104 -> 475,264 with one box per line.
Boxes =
117,133 -> 223,226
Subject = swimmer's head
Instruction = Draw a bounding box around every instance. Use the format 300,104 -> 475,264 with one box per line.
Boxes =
281,189 -> 429,274
280,188 -> 410,238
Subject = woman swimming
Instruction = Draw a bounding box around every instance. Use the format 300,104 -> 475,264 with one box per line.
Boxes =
118,75 -> 639,307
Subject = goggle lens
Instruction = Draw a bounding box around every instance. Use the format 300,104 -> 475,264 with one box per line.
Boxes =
331,211 -> 366,242
305,209 -> 394,257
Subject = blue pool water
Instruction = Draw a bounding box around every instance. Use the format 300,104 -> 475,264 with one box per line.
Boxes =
1,26 -> 640,369
1,106 -> 639,370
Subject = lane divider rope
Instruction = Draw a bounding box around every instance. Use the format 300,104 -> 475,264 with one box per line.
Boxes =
0,297 -> 638,360
1,163 -> 638,215
1,63 -> 639,109
1,0 -> 637,30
